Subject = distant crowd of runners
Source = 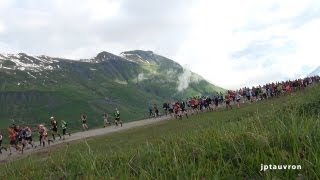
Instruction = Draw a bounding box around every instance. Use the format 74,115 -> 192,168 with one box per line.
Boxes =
0,75 -> 319,156
147,75 -> 320,119
0,108 -> 122,155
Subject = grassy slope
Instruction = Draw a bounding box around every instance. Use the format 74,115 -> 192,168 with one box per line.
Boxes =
0,85 -> 319,179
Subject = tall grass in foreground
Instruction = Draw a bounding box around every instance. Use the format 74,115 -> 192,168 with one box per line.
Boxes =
1,85 -> 320,179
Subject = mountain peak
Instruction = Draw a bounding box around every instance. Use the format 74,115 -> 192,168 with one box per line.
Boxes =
90,51 -> 122,63
120,50 -> 157,64
96,51 -> 115,58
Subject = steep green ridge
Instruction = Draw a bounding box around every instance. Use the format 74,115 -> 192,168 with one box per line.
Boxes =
0,50 -> 224,129
1,83 -> 319,179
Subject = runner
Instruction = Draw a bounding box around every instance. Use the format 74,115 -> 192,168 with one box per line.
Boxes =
261,86 -> 267,100
61,120 -> 71,140
180,101 -> 188,119
0,132 -> 8,154
173,102 -> 181,119
17,127 -> 27,150
24,126 -> 36,148
168,102 -> 174,117
236,92 -> 241,109
102,112 -> 111,127
154,104 -> 160,117
50,117 -> 62,140
245,88 -> 251,102
276,84 -> 282,97
15,125 -> 26,153
8,126 -> 22,155
251,87 -> 256,101
285,84 -> 291,95
225,94 -> 232,110
81,113 -> 89,131
191,97 -> 199,115
214,96 -> 219,110
207,97 -> 214,111
163,102 -> 169,116
114,108 -> 122,127
38,124 -> 50,147
13,124 -> 20,140
148,104 -> 153,117
199,99 -> 204,112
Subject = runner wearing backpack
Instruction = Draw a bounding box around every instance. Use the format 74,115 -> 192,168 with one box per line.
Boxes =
61,120 -> 71,140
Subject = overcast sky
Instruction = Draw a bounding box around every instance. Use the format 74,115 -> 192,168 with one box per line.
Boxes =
1,0 -> 320,89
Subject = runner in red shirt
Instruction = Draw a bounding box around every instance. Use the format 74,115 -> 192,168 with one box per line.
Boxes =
225,94 -> 233,110
285,84 -> 291,95
8,126 -> 22,155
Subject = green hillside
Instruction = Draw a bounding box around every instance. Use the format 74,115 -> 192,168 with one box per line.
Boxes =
0,51 -> 224,130
1,84 -> 319,179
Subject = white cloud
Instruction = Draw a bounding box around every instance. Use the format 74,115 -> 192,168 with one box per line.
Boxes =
173,0 -> 320,89
51,0 -> 121,22
0,0 -> 13,9
0,21 -> 5,33
87,0 -> 121,21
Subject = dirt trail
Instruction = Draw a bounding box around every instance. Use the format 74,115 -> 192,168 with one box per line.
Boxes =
0,115 -> 173,163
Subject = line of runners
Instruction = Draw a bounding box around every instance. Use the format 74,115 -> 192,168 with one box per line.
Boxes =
0,75 -> 319,156
147,76 -> 320,119
0,108 -> 122,155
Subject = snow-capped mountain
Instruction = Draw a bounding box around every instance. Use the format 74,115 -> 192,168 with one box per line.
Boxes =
0,50 -> 170,72
0,49 -> 223,96
0,53 -> 60,72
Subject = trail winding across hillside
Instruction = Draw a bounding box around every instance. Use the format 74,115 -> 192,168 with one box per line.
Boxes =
0,115 -> 173,163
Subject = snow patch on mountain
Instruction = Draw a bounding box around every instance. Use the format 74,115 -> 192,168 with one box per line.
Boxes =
0,53 -> 59,72
120,52 -> 151,64
79,59 -> 93,63
119,53 -> 135,63
27,72 -> 37,79
1,66 -> 13,70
